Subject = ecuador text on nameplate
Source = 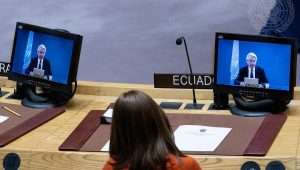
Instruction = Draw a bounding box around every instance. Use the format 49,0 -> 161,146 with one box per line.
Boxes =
154,73 -> 213,89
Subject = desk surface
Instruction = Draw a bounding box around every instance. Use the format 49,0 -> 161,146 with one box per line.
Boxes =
0,81 -> 300,170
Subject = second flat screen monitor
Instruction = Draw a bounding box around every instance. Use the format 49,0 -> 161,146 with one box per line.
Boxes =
216,36 -> 292,91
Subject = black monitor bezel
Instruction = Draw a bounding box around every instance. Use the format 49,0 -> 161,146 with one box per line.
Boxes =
9,22 -> 83,93
213,32 -> 297,101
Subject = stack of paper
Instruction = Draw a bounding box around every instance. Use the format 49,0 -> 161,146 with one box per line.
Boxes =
102,108 -> 113,123
174,125 -> 231,152
0,115 -> 9,123
101,140 -> 110,152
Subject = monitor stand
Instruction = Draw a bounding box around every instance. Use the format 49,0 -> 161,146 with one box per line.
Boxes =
7,82 -> 27,99
230,95 -> 287,117
230,105 -> 271,117
21,87 -> 56,109
9,82 -> 73,109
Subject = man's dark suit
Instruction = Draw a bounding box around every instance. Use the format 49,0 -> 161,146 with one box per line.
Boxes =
25,57 -> 52,79
234,66 -> 268,85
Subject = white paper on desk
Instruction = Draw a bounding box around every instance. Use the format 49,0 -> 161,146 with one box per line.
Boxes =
100,140 -> 110,152
174,125 -> 231,152
0,115 -> 8,123
102,108 -> 113,123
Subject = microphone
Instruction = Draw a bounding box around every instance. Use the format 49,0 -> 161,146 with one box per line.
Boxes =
176,36 -> 203,109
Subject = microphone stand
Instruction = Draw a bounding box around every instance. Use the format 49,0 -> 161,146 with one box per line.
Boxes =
177,37 -> 203,109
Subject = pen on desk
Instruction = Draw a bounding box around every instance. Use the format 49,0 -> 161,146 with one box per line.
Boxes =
2,106 -> 21,117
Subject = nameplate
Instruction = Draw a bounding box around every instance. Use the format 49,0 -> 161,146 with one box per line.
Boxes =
0,62 -> 10,76
154,73 -> 214,89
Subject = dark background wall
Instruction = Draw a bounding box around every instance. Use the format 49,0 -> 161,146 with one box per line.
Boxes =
0,0 -> 299,84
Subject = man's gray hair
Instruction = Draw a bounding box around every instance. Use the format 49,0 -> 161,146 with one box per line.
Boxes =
37,44 -> 47,52
246,52 -> 257,61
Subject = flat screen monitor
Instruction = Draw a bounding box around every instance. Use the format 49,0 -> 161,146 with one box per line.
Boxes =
9,22 -> 83,93
214,32 -> 297,101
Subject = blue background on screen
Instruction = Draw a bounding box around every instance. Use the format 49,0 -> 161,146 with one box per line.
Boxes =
216,39 -> 291,91
11,29 -> 74,85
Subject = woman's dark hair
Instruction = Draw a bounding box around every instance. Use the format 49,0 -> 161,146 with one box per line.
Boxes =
109,90 -> 184,170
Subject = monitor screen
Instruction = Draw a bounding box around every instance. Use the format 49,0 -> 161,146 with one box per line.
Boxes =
9,22 -> 82,93
214,33 -> 297,100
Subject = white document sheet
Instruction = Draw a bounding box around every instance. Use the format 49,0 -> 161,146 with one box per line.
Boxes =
0,115 -> 9,123
102,108 -> 113,123
174,125 -> 231,152
101,140 -> 110,152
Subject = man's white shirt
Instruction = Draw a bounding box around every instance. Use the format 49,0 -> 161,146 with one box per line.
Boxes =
248,67 -> 255,78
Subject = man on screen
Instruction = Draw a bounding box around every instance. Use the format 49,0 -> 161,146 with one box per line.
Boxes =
25,44 -> 52,80
234,52 -> 269,88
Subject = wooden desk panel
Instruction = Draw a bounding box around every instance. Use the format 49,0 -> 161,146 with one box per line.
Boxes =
0,83 -> 298,169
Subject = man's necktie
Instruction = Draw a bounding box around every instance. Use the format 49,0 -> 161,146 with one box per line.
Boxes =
250,68 -> 254,78
38,60 -> 41,69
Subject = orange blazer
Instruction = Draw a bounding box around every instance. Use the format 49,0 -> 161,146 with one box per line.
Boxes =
102,154 -> 201,170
